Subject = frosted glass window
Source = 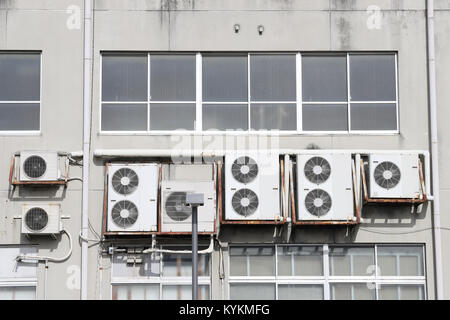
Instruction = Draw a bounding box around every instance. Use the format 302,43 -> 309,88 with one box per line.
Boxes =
377,246 -> 424,277
329,247 -> 374,276
250,103 -> 296,130
0,286 -> 36,300
162,285 -> 209,300
101,103 -> 147,131
0,53 -> 40,101
278,246 -> 323,276
350,103 -> 397,131
162,254 -> 210,277
229,283 -> 275,300
202,55 -> 247,102
330,283 -> 375,300
250,55 -> 296,101
102,54 -> 147,102
202,104 -> 248,130
112,284 -> 159,300
302,104 -> 348,131
349,54 -> 396,101
150,103 -> 195,130
229,247 -> 275,276
0,103 -> 40,131
378,285 -> 425,300
302,55 -> 347,102
278,284 -> 324,300
150,55 -> 196,101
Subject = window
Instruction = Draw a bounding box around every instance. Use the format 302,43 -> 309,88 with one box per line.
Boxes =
228,244 -> 425,300
111,249 -> 211,300
0,247 -> 37,300
101,52 -> 398,133
0,53 -> 41,132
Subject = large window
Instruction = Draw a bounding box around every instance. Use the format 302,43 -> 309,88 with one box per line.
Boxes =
101,52 -> 398,133
0,53 -> 41,132
111,249 -> 211,300
228,244 -> 425,300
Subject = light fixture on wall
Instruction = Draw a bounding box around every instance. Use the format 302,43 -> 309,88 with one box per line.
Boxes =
234,24 -> 240,33
257,25 -> 264,35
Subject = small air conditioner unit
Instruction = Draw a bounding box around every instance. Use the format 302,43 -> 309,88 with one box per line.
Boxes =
297,153 -> 354,221
22,204 -> 62,235
225,152 -> 281,221
107,163 -> 159,232
19,151 -> 60,182
369,153 -> 421,199
161,180 -> 216,233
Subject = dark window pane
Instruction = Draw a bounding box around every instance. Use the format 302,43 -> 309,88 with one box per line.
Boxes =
202,104 -> 248,130
302,55 -> 347,102
0,103 -> 40,130
102,54 -> 148,102
250,103 -> 296,130
350,54 -> 396,101
202,55 -> 247,102
229,284 -> 275,300
0,53 -> 40,101
150,103 -> 195,130
250,55 -> 296,101
350,103 -> 397,131
150,55 -> 196,101
302,104 -> 348,131
101,103 -> 147,131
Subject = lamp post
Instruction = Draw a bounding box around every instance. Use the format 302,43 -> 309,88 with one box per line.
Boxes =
186,193 -> 204,300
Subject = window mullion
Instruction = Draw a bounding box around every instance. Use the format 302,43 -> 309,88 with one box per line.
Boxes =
346,53 -> 351,133
147,53 -> 151,132
323,244 -> 330,300
296,52 -> 302,133
247,53 -> 251,131
196,53 -> 202,131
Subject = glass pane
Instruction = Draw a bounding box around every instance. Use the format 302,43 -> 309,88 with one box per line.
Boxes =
278,284 -> 324,300
102,54 -> 147,102
0,287 -> 35,300
0,53 -> 40,101
202,104 -> 248,130
251,103 -> 296,130
278,246 -> 323,276
150,55 -> 196,101
350,54 -> 396,101
329,247 -> 375,276
350,103 -> 397,131
162,285 -> 209,300
302,104 -> 348,131
377,246 -> 424,277
101,103 -> 147,131
229,247 -> 275,276
150,103 -> 195,130
229,283 -> 275,300
302,55 -> 347,102
0,103 -> 40,131
378,284 -> 425,300
162,254 -> 209,277
330,283 -> 375,300
250,54 -> 296,101
112,284 -> 159,300
112,254 -> 160,278
202,55 -> 247,102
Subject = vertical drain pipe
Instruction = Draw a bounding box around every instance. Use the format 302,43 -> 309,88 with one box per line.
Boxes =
81,0 -> 92,300
427,0 -> 444,300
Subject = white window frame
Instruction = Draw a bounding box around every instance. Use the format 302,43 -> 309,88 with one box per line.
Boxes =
0,280 -> 38,300
99,52 -> 399,136
0,51 -> 42,136
228,244 -> 426,300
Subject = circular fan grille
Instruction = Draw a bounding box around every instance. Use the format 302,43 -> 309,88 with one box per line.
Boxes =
111,200 -> 138,228
25,207 -> 48,231
23,156 -> 47,179
165,192 -> 192,222
304,189 -> 332,217
112,168 -> 139,195
231,156 -> 258,184
304,157 -> 331,184
374,161 -> 401,189
232,188 -> 259,217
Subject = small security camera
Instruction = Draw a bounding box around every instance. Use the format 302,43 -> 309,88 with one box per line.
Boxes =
258,25 -> 264,35
234,24 -> 240,33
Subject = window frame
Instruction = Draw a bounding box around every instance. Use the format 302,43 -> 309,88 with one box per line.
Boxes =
99,52 -> 399,135
0,51 -> 42,135
228,244 -> 426,300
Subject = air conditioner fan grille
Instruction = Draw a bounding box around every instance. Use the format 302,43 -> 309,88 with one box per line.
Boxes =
165,192 -> 192,222
23,155 -> 47,179
111,200 -> 139,229
232,188 -> 259,217
25,207 -> 49,231
304,189 -> 332,217
374,161 -> 401,190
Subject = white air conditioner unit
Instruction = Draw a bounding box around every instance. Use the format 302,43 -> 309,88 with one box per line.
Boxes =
107,163 -> 159,232
369,153 -> 421,199
22,204 -> 62,235
297,153 -> 354,221
161,180 -> 216,233
19,151 -> 60,182
225,153 -> 281,221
